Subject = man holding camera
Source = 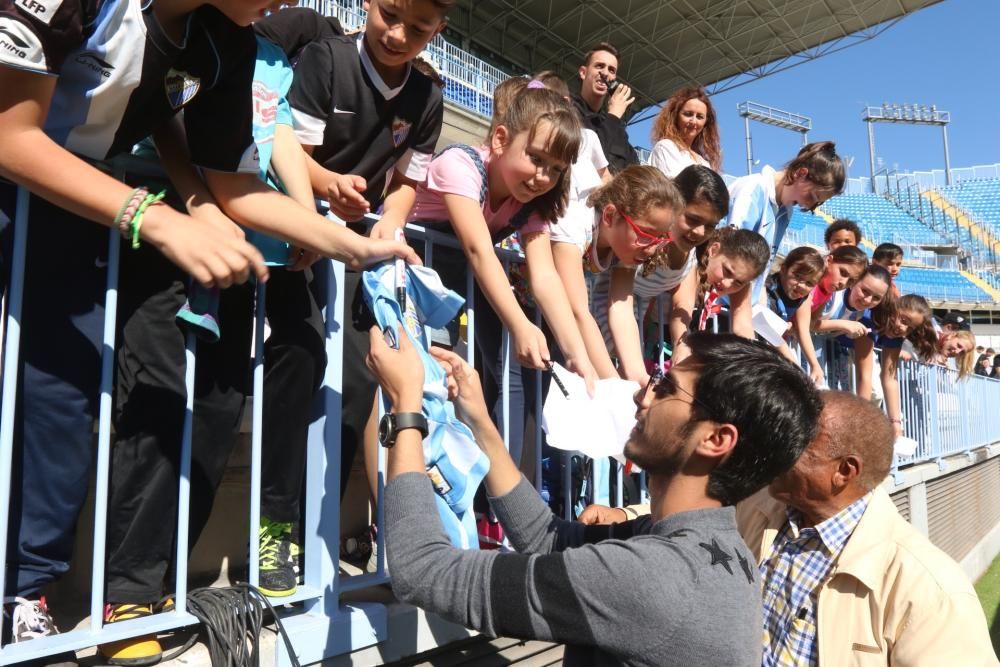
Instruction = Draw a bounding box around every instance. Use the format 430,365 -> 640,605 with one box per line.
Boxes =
572,42 -> 640,174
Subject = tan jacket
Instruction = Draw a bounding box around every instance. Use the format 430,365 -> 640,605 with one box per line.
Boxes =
736,488 -> 998,666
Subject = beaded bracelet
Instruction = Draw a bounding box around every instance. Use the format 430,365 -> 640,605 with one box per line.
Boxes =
129,190 -> 166,250
115,187 -> 148,239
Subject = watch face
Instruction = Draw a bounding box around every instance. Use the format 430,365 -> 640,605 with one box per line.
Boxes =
378,414 -> 393,445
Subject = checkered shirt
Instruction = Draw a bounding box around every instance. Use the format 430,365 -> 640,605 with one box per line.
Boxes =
760,493 -> 872,666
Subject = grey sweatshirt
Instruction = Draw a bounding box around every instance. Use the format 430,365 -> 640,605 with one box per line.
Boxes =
386,472 -> 761,666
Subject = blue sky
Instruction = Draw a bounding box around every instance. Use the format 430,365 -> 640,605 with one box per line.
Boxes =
626,0 -> 1000,179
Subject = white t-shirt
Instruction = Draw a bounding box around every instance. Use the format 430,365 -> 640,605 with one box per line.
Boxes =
649,139 -> 710,177
549,129 -> 609,251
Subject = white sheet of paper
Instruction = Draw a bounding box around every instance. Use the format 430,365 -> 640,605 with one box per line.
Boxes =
893,436 -> 918,457
541,363 -> 641,463
752,304 -> 788,347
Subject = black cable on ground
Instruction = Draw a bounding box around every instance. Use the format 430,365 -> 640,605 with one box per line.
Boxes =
160,584 -> 301,667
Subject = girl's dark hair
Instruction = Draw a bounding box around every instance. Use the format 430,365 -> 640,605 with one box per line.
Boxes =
858,265 -> 895,332
824,218 -> 862,245
897,294 -> 936,361
587,164 -> 684,221
697,227 -> 770,293
873,242 -> 904,263
494,87 -> 581,223
780,246 -> 825,283
650,86 -> 721,171
785,141 -> 846,196
674,165 -> 729,220
828,244 -> 869,270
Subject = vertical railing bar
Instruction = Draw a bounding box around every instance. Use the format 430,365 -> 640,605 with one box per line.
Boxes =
0,187 -> 30,642
173,332 -> 197,613
500,259 -> 510,454
465,268 -> 475,367
248,280 -> 266,587
533,308 -> 542,491
562,452 -> 572,521
89,225 -> 122,631
376,388 -> 386,576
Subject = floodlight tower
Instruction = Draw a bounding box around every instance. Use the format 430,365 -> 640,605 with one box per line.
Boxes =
862,103 -> 952,193
737,101 -> 812,175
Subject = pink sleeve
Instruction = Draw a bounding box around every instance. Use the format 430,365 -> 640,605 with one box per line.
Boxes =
518,210 -> 551,236
425,149 -> 484,202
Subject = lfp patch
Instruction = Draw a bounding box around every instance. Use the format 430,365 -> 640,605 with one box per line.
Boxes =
164,69 -> 201,109
391,117 -> 411,147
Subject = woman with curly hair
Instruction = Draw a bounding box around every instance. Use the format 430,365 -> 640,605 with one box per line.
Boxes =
648,86 -> 722,175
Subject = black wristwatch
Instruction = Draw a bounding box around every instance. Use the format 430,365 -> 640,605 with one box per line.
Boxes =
378,412 -> 428,448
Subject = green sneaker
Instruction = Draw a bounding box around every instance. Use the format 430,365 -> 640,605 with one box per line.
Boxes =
258,517 -> 297,597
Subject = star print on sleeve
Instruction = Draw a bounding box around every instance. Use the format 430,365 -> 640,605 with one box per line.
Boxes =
736,551 -> 755,584
698,539 -> 734,575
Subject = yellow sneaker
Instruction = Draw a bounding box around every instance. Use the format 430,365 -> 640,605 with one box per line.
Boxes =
98,603 -> 162,666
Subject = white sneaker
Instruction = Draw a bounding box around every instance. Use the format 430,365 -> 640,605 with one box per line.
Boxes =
4,596 -> 59,642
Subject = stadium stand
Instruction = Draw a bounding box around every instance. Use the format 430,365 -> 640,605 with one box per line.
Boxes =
937,178 -> 1000,237
820,192 -> 950,245
895,266 -> 992,302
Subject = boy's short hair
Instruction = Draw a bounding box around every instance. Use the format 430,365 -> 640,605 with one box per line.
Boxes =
582,41 -> 619,66
872,242 -> 903,263
824,218 -> 862,245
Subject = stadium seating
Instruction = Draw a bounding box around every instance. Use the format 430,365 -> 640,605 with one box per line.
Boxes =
895,266 -> 992,302
784,207 -> 829,248
820,193 -> 949,246
937,178 -> 1000,237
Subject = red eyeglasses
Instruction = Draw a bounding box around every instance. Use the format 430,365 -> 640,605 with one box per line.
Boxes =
622,212 -> 671,248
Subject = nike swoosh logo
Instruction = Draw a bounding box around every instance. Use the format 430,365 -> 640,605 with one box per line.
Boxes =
333,107 -> 354,115
94,258 -> 109,268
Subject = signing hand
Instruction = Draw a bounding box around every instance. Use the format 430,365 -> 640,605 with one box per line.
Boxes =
429,346 -> 492,430
366,324 -> 424,412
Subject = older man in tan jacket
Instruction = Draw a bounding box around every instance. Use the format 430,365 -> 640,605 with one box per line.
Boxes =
582,391 -> 997,665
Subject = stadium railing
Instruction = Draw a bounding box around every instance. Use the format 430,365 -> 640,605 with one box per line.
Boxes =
2,168 -> 1000,664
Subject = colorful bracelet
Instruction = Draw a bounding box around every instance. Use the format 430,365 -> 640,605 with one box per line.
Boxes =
115,187 -> 148,239
129,190 -> 166,249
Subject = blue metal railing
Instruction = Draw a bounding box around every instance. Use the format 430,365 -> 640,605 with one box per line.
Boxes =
298,0 -> 506,120
2,172 -> 998,663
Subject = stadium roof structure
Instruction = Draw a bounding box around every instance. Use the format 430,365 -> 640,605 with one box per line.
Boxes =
443,0 -> 944,122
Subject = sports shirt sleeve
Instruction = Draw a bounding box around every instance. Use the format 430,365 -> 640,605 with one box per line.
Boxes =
725,177 -> 766,232
285,40 -> 332,146
0,0 -> 87,75
394,83 -> 443,182
385,472 -> 685,654
184,26 -> 258,173
275,50 -> 293,127
424,149 -> 484,201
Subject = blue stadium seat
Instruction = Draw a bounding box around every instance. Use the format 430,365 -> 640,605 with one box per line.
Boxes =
895,267 -> 992,303
937,178 -> 1000,238
819,193 -> 949,246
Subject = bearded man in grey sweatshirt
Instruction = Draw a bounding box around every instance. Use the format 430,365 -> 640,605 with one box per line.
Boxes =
366,330 -> 822,666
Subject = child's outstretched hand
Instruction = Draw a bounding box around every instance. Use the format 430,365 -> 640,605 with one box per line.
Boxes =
349,237 -> 422,270
565,356 -> 598,397
326,173 -> 370,221
512,322 -> 550,370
